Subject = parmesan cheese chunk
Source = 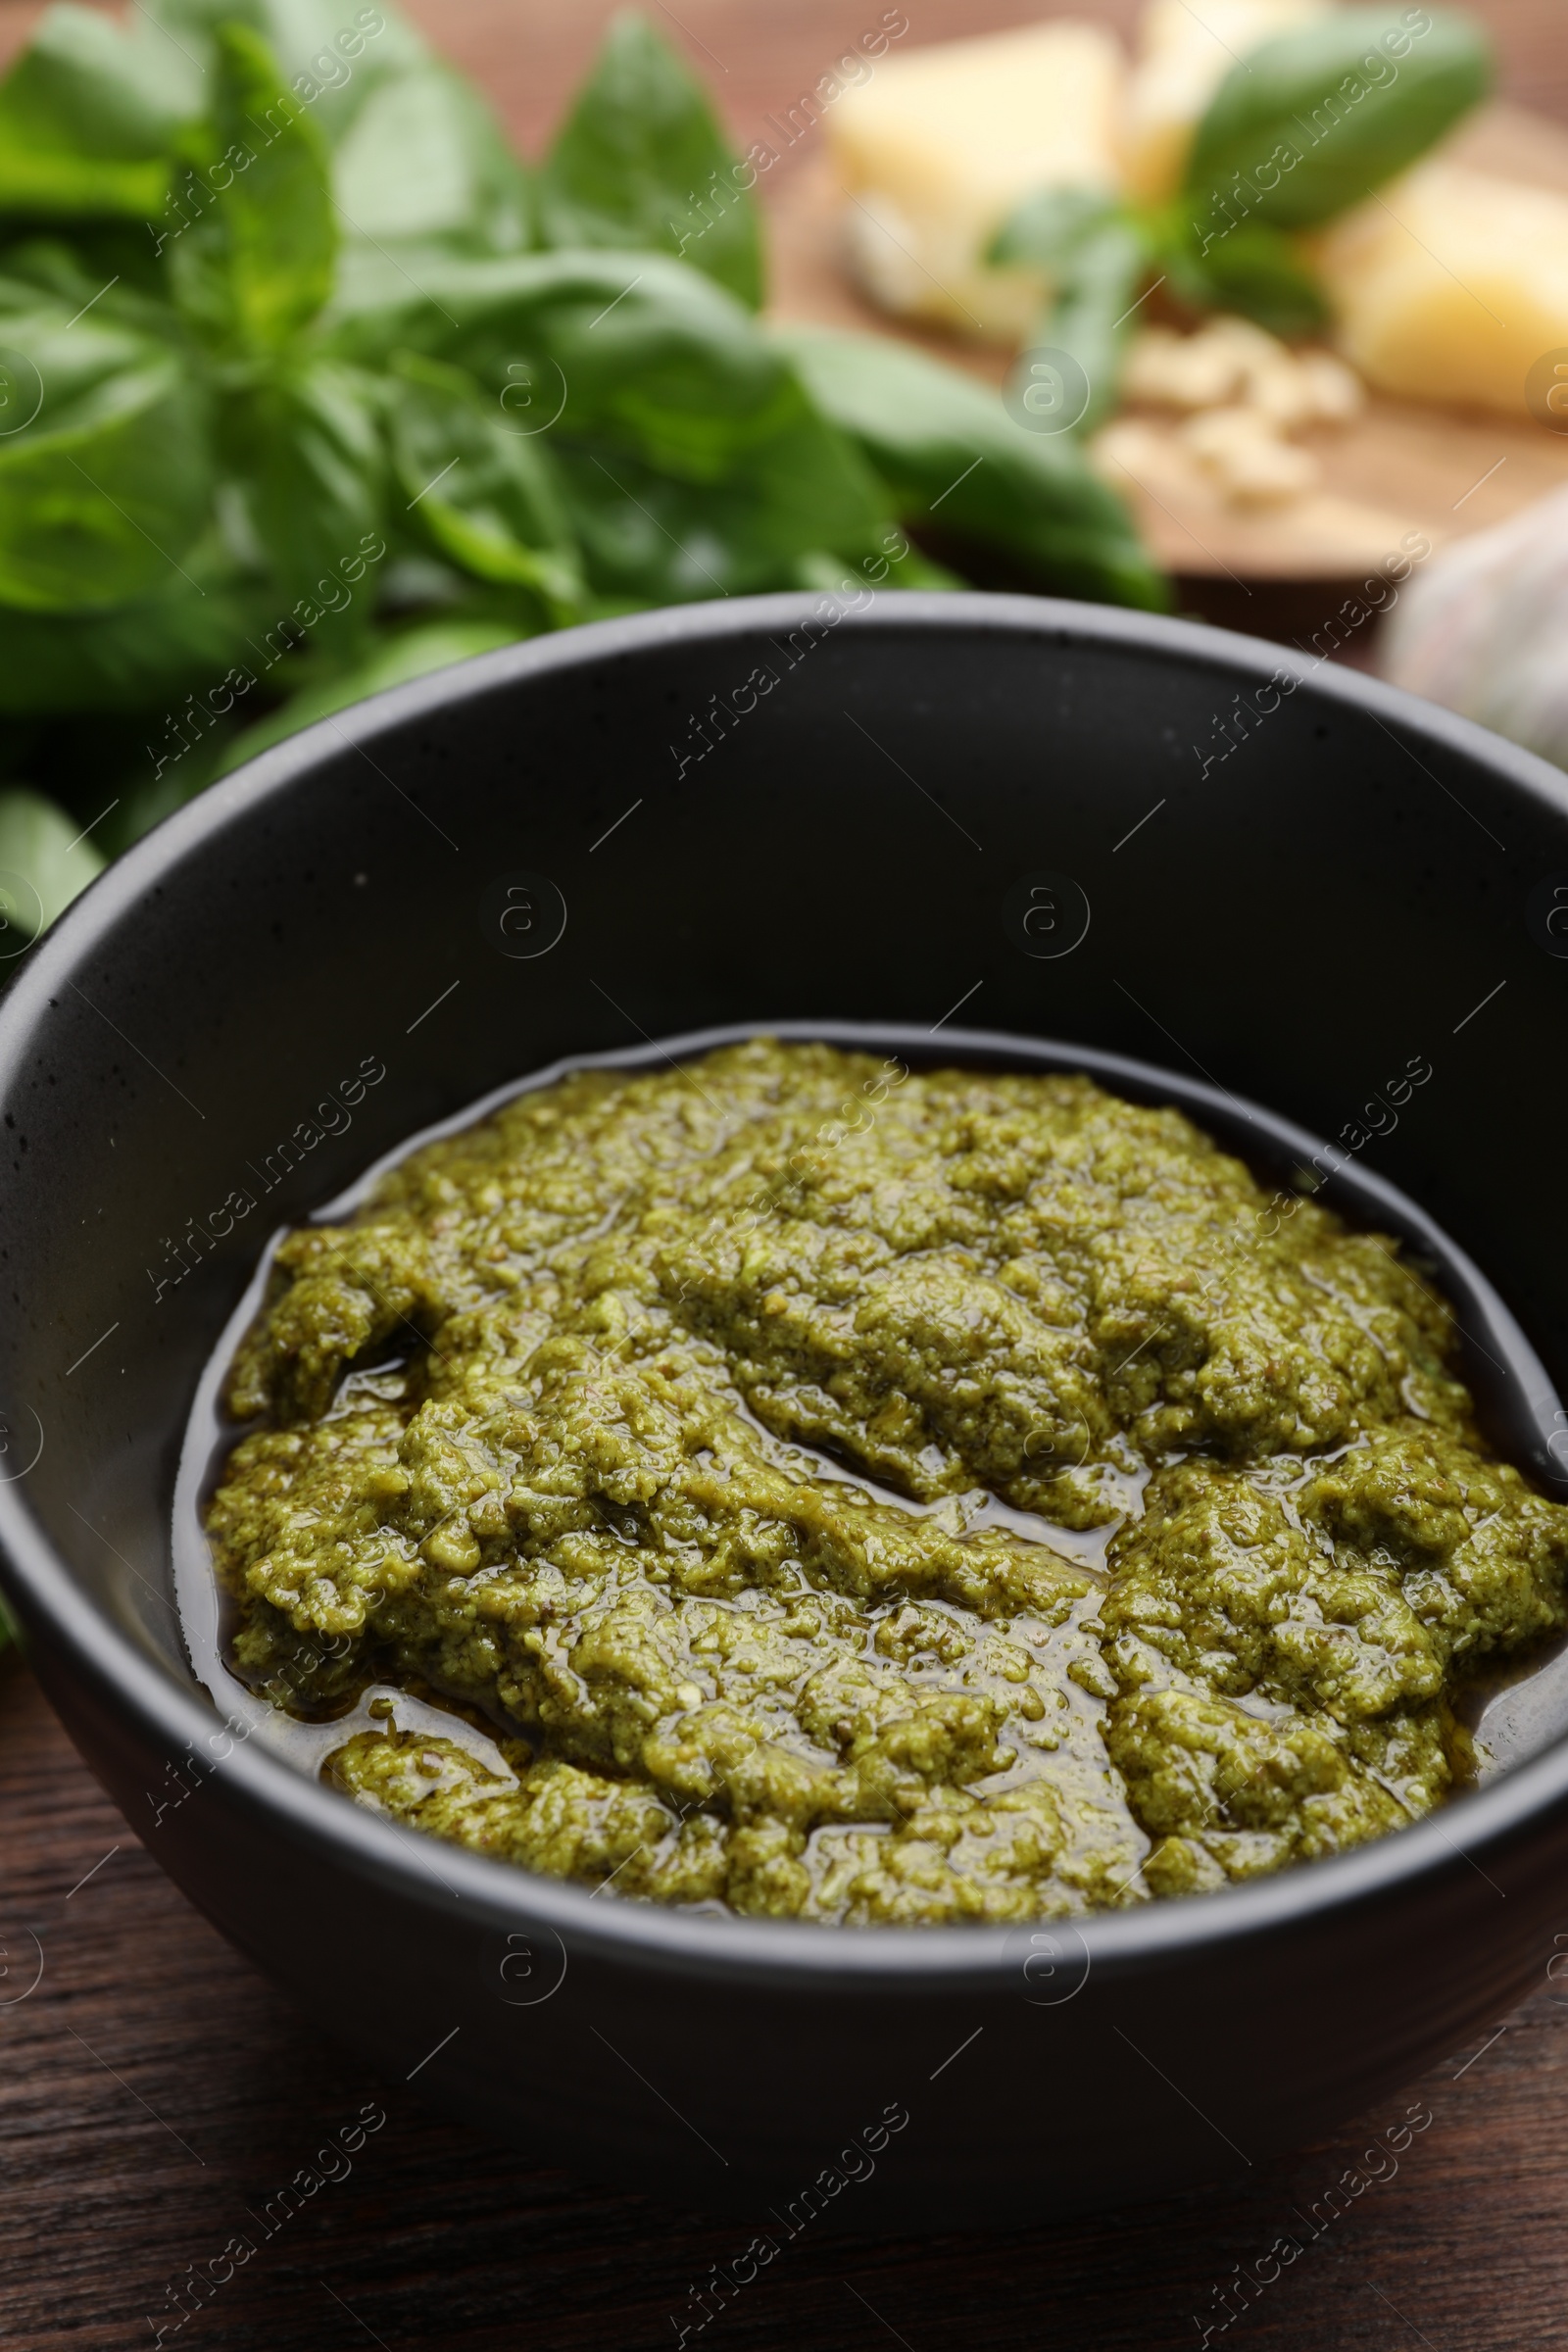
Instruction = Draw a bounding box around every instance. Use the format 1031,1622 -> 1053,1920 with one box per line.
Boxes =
1315,163 -> 1568,418
827,22 -> 1125,342
1121,0 -> 1333,201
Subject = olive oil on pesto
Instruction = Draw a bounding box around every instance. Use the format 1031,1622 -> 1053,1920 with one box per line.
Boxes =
204,1042 -> 1568,1923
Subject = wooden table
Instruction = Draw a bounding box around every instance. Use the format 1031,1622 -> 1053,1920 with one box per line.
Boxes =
5,6 -> 1568,2345
6,1649 -> 1567,2351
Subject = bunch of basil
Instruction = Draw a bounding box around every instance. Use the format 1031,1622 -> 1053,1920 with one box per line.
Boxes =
0,0 -> 1165,935
993,4 -> 1493,433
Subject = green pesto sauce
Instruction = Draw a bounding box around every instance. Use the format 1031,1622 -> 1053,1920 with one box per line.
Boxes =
206,1041 -> 1568,1923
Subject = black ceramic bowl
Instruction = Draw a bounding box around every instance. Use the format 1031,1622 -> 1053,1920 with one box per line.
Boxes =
4,591 -> 1568,2230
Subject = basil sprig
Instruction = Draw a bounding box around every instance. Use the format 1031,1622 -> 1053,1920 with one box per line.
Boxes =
993,5 -> 1491,429
537,12 -> 763,309
0,0 -> 1168,930
1184,5 -> 1493,232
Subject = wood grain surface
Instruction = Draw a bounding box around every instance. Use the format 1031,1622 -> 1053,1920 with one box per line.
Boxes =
5,1648 -> 1568,2352
5,4 -> 1568,2346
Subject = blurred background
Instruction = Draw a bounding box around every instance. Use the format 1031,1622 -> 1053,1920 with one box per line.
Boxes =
338,0 -> 1567,171
0,0 -> 1565,938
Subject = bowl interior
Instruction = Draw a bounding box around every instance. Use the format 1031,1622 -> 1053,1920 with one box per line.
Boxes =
5,592 -> 1568,1802
168,1016 -> 1568,1788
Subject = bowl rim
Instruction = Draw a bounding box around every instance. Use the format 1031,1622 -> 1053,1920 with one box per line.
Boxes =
5,585 -> 1568,1992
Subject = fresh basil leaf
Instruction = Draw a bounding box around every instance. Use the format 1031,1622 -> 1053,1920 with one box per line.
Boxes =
0,546 -> 271,712
222,360 -> 384,627
342,260 -> 897,602
329,250 -> 812,483
0,783 -> 105,937
216,614 -> 520,771
0,5 -> 196,223
775,325 -> 1169,612
0,309 -> 210,612
388,352 -> 581,621
991,196 -> 1153,429
168,23 -> 336,352
1163,214 -> 1330,336
0,228 -> 172,305
0,250 -> 192,368
333,65 -> 530,255
988,186 -> 1121,271
539,13 -> 761,309
553,426 -> 890,605
146,0 -> 422,146
1184,7 -> 1493,232
791,542 -> 963,594
1017,215 -> 1151,435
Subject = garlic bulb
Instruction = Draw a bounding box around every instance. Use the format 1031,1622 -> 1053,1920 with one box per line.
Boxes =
1379,485 -> 1568,769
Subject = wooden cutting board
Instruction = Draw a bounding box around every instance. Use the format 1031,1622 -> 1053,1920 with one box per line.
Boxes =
763,100 -> 1568,580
